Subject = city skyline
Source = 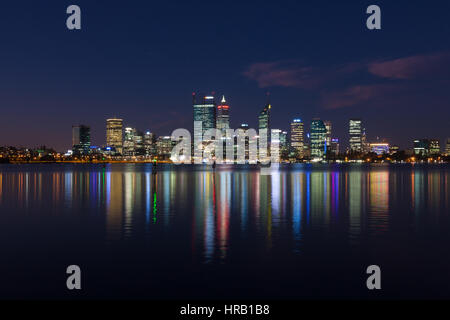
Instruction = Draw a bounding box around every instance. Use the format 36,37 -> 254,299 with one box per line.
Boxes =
0,93 -> 448,156
0,1 -> 449,151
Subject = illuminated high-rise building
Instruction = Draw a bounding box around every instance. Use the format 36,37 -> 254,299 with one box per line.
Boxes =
215,95 -> 231,161
123,127 -> 136,156
133,130 -> 145,156
156,136 -> 175,160
362,128 -> 369,153
193,94 -> 216,162
446,138 -> 450,156
106,118 -> 123,154
290,119 -> 304,158
349,119 -> 363,153
236,123 -> 258,163
258,104 -> 271,130
72,124 -> 90,155
216,95 -> 230,131
258,102 -> 271,162
280,131 -> 288,149
324,121 -> 332,149
144,131 -> 155,157
278,130 -> 288,160
310,119 -> 327,160
193,94 -> 216,135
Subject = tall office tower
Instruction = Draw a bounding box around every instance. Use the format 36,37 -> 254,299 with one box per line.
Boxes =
236,123 -> 251,162
270,129 -> 282,162
133,130 -> 145,156
310,119 -> 327,160
279,131 -> 289,160
349,119 -> 363,153
123,127 -> 136,156
446,138 -> 450,156
193,94 -> 216,161
324,121 -> 332,149
280,131 -> 288,149
429,139 -> 440,155
106,118 -> 123,155
192,93 -> 216,163
290,119 -> 304,158
193,93 -> 216,136
144,131 -> 155,157
216,95 -> 231,161
216,95 -> 230,131
258,104 -> 271,130
362,127 -> 370,153
72,124 -> 91,155
257,102 -> 271,162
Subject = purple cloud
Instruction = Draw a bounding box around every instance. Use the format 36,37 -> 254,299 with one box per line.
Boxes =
244,51 -> 450,109
243,60 -> 322,89
321,84 -> 396,109
368,51 -> 450,80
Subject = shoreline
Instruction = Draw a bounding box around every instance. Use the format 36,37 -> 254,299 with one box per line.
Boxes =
1,161 -> 448,165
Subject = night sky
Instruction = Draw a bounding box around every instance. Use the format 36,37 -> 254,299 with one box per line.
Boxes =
0,0 -> 449,151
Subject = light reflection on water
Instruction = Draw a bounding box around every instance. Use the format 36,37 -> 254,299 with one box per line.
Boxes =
1,163 -> 450,299
0,164 -> 448,264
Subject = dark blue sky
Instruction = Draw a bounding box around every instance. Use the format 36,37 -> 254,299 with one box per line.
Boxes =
0,0 -> 449,151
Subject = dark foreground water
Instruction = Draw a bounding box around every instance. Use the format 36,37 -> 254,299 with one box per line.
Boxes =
0,163 -> 449,299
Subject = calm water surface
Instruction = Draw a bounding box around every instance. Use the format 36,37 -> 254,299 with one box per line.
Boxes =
0,163 -> 449,299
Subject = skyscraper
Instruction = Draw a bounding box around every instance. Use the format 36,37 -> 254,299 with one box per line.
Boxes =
193,94 -> 216,135
310,119 -> 327,160
133,130 -> 145,156
324,121 -> 332,149
106,118 -> 123,155
72,124 -> 90,155
446,138 -> 450,156
193,94 -> 216,162
349,119 -> 363,153
257,102 -> 271,162
280,131 -> 288,149
280,131 -> 289,160
216,95 -> 230,131
144,131 -> 155,157
258,104 -> 271,130
362,127 -> 369,153
123,127 -> 136,156
290,119 -> 304,158
236,123 -> 257,163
